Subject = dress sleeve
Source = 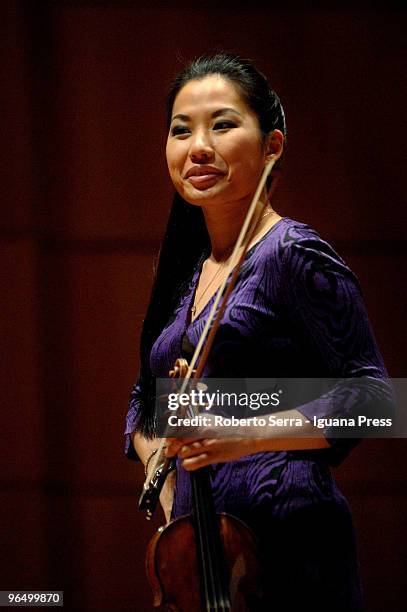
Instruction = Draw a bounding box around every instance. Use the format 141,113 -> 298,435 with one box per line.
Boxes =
124,375 -> 145,461
280,226 -> 393,465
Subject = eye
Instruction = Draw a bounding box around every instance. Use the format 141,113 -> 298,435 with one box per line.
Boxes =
213,120 -> 237,130
170,125 -> 190,137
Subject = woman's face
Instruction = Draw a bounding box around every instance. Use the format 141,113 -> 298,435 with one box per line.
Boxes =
166,75 -> 271,210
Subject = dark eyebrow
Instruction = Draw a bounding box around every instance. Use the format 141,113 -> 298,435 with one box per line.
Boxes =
171,107 -> 243,123
212,108 -> 243,119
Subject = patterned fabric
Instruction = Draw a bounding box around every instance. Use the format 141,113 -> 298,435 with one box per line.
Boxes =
125,218 -> 389,609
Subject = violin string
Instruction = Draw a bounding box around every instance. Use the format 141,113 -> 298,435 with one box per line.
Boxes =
195,469 -> 230,610
204,479 -> 228,611
205,478 -> 224,609
199,473 -> 216,608
193,472 -> 214,609
195,471 -> 215,608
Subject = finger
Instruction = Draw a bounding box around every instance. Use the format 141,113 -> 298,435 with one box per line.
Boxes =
165,441 -> 183,457
165,437 -> 204,457
182,453 -> 210,471
177,441 -> 203,457
170,436 -> 203,447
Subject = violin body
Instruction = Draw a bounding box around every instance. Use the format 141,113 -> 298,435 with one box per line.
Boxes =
143,357 -> 265,610
146,512 -> 263,611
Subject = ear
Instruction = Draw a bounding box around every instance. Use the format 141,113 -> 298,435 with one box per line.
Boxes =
264,129 -> 284,162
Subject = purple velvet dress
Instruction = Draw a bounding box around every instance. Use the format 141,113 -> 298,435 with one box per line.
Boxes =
126,218 -> 388,610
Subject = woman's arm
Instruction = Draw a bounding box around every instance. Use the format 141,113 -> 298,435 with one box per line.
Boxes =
132,432 -> 175,523
126,377 -> 175,522
131,431 -> 160,465
165,408 -> 329,470
166,226 -> 392,469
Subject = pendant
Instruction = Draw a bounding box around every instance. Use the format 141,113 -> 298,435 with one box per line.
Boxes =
191,305 -> 196,316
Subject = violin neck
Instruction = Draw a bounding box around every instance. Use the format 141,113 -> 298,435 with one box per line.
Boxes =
191,467 -> 231,611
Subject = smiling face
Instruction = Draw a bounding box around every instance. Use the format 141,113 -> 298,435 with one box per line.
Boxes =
166,75 -> 271,211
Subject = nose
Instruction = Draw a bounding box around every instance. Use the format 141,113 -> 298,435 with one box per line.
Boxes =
189,129 -> 215,162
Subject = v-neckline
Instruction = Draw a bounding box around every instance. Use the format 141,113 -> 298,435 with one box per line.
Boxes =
186,217 -> 285,326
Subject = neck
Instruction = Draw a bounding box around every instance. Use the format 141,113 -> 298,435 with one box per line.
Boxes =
201,195 -> 273,261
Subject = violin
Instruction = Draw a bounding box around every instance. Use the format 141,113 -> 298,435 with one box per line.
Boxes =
139,159 -> 281,611
146,471 -> 263,611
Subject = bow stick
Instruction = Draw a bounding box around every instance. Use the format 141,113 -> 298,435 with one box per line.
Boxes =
139,155 -> 281,518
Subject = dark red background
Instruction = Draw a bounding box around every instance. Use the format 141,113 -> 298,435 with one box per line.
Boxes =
1,2 -> 406,610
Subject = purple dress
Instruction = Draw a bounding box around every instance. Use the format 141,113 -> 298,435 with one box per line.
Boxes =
126,218 -> 388,610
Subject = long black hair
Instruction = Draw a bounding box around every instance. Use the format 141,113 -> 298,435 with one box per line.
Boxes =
135,53 -> 286,437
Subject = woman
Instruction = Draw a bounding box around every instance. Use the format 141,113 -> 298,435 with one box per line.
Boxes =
125,53 -> 389,610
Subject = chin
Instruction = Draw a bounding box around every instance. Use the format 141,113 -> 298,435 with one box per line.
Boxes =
180,186 -> 220,206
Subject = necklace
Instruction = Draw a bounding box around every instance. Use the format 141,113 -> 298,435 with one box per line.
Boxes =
261,208 -> 273,220
191,258 -> 229,319
190,207 -> 274,320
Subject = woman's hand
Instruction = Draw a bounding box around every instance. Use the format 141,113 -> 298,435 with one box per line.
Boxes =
165,436 -> 258,470
164,409 -> 330,468
165,414 -> 261,469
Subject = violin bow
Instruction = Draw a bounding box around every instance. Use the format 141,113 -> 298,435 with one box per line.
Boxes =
139,154 -> 281,518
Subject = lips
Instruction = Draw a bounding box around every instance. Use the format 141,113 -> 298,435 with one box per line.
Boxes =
184,165 -> 225,188
185,165 -> 225,179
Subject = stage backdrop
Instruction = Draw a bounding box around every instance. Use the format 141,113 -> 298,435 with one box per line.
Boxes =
1,1 -> 406,610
